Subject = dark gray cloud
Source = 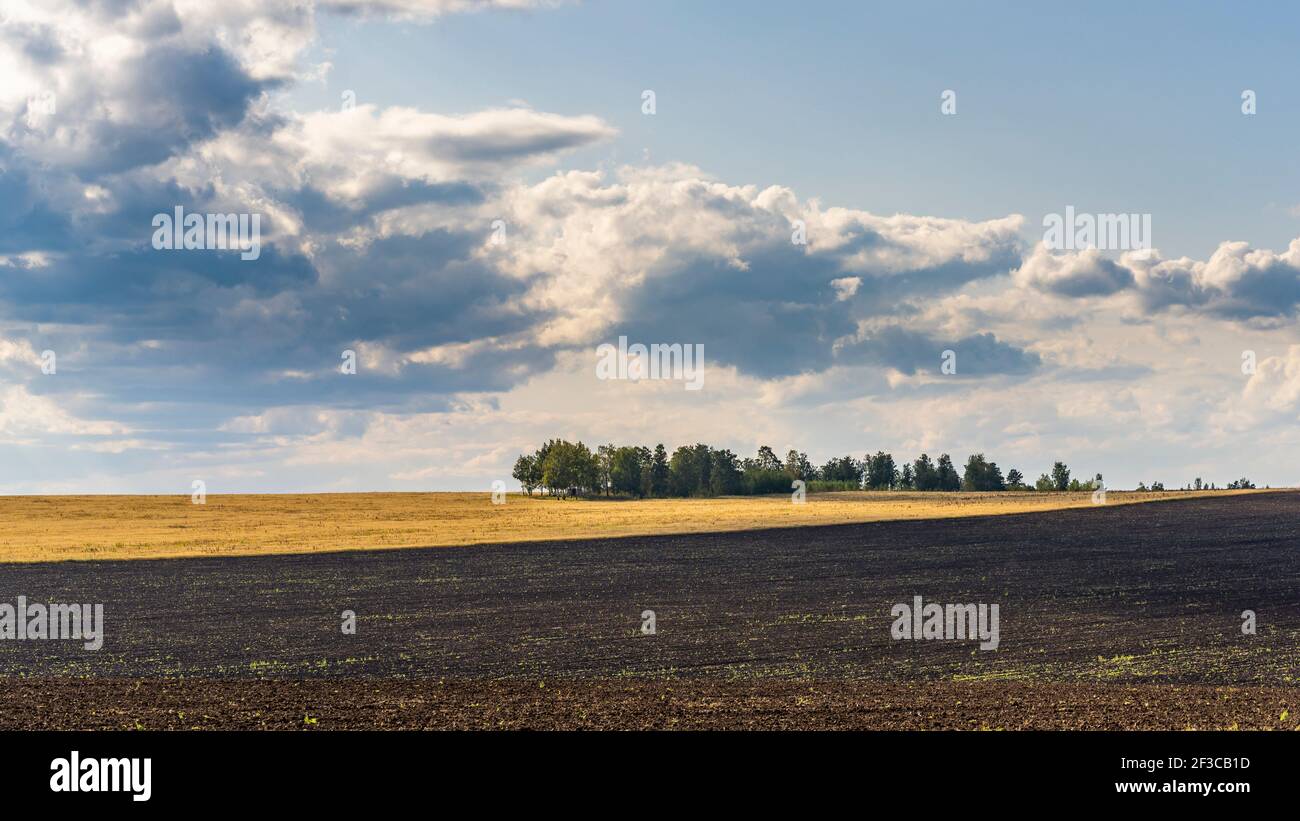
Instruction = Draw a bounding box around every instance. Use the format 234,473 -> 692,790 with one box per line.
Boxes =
0,153 -> 76,253
279,180 -> 485,234
6,21 -> 65,64
837,328 -> 1040,377
611,235 -> 1024,379
81,46 -> 270,175
614,244 -> 854,377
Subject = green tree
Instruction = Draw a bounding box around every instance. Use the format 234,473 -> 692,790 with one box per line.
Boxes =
693,443 -> 712,494
961,453 -> 1005,491
669,444 -> 715,497
610,446 -> 645,497
1051,461 -> 1071,491
668,446 -> 695,496
755,445 -> 782,472
936,454 -> 961,491
710,449 -> 743,495
512,454 -> 540,496
784,449 -> 815,480
596,444 -> 616,496
650,444 -> 670,497
865,451 -> 897,490
540,441 -> 576,496
634,445 -> 654,497
913,453 -> 938,491
540,440 -> 600,497
534,439 -> 558,495
739,444 -> 789,494
820,455 -> 862,485
577,442 -> 601,494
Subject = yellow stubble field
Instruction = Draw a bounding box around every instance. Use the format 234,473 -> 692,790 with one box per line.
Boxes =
0,489 -> 1261,563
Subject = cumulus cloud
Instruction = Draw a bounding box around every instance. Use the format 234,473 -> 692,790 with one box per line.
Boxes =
1015,244 -> 1135,297
1213,345 -> 1300,432
1243,346 -> 1300,413
489,165 -> 1026,375
0,0 -> 312,176
1016,239 -> 1300,320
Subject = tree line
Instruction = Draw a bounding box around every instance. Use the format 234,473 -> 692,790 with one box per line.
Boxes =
510,440 -> 1151,498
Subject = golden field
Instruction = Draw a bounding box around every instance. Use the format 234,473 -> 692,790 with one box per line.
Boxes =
0,488 -> 1267,563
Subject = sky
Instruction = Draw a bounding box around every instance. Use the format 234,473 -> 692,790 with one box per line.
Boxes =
1,0 -> 1299,493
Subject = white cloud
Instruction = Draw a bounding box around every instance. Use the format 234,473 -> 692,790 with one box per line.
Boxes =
285,105 -> 616,201
1014,243 -> 1134,296
1016,240 -> 1300,319
488,165 -> 1024,348
0,385 -> 126,439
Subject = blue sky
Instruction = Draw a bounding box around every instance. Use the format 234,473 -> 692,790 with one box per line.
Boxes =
297,0 -> 1300,259
1,0 -> 1299,493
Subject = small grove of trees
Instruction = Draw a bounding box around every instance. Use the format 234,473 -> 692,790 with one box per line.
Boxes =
514,440 -> 671,497
1030,462 -> 1103,492
908,453 -> 960,491
510,441 -> 1122,499
512,442 -> 1263,499
1183,476 -> 1256,490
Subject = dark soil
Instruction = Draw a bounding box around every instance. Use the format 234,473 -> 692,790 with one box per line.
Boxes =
3,678 -> 1298,730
